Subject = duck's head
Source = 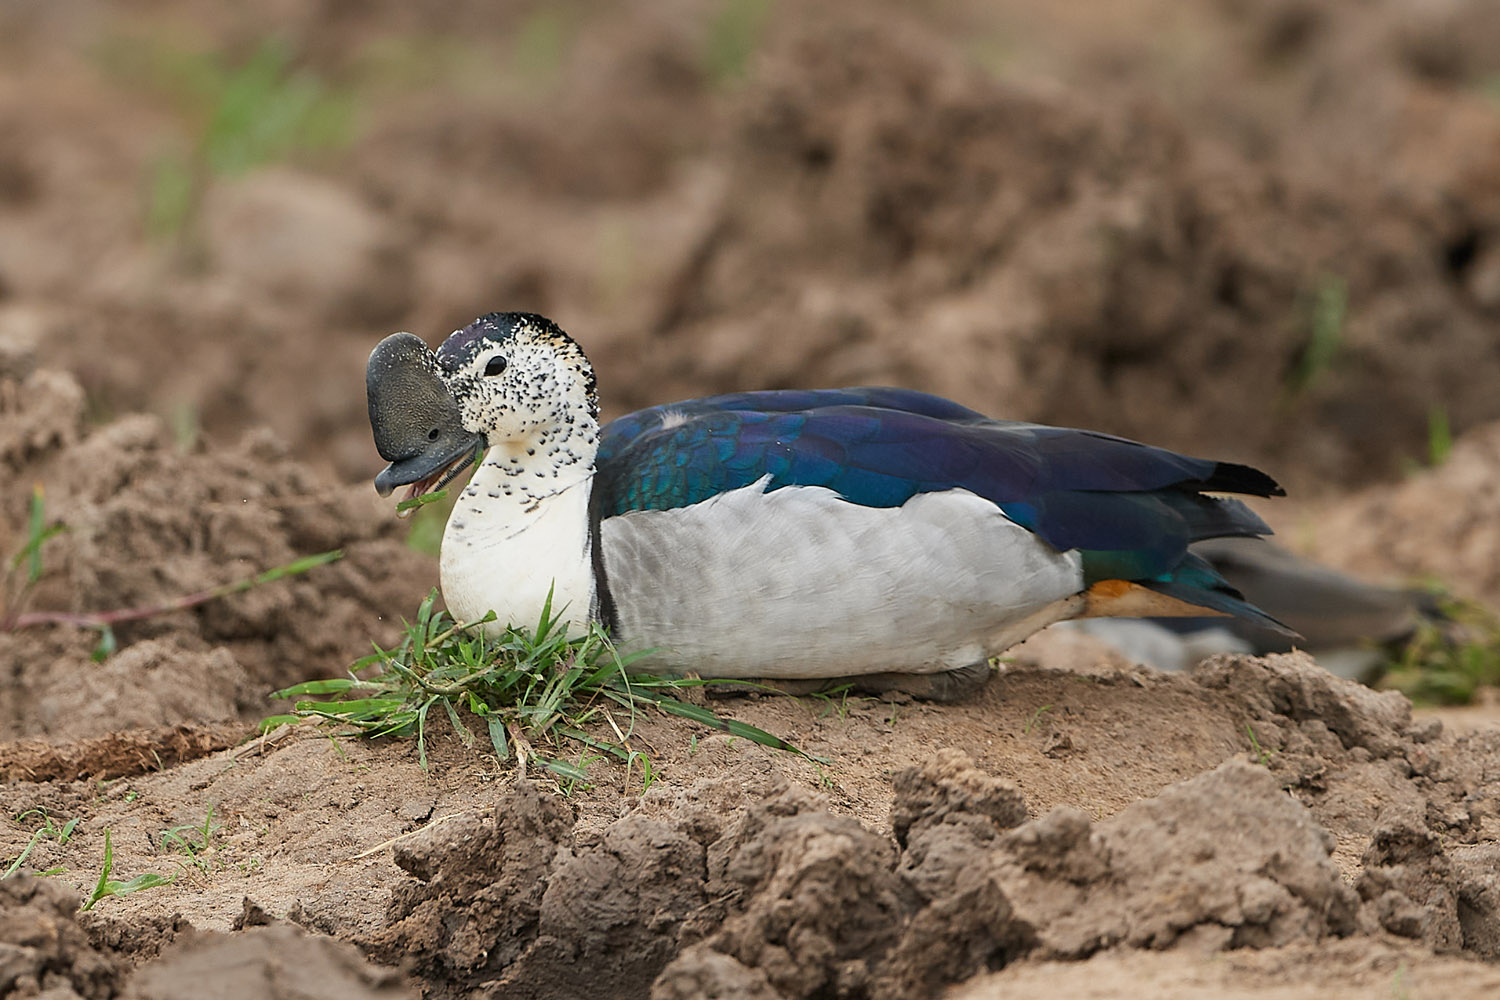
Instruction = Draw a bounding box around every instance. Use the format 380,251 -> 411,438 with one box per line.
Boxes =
367,312 -> 599,503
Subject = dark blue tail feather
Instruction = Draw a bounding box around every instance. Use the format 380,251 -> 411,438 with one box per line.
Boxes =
1144,552 -> 1300,638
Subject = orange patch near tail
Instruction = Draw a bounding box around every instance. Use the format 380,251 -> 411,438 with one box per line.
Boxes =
1082,579 -> 1229,620
1087,578 -> 1134,600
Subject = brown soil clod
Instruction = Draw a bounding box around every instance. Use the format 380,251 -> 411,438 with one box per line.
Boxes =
0,722 -> 250,783
0,875 -> 127,999
122,924 -> 415,1000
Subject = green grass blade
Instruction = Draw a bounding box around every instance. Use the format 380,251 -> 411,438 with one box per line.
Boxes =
487,712 -> 510,760
110,872 -> 177,896
643,693 -> 819,760
26,485 -> 45,584
416,698 -> 434,770
396,489 -> 448,513
272,678 -> 360,698
81,829 -> 116,911
250,550 -> 343,587
542,757 -> 592,783
554,726 -> 631,762
443,698 -> 474,748
258,714 -> 300,733
293,697 -> 406,718
3,829 -> 46,879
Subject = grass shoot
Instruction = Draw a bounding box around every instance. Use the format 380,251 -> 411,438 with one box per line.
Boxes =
1245,724 -> 1276,767
3,809 -> 80,880
81,830 -> 176,912
1427,404 -> 1453,467
1284,274 -> 1347,400
158,805 -> 222,873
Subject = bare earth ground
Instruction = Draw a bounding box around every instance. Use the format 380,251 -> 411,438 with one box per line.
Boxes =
5,1 -> 1500,998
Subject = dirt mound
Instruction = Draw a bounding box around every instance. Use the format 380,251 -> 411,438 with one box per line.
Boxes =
0,366 -> 434,741
6,651 -> 1500,999
657,756 -> 1355,999
0,722 -> 246,782
1297,420 -> 1500,608
951,939 -> 1500,1000
123,923 -> 414,1000
0,875 -> 125,999
257,654 -> 1488,999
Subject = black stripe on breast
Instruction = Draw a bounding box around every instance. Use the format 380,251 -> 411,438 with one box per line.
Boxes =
587,477 -> 619,634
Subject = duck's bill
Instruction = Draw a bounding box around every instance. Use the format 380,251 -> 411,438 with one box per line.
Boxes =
374,435 -> 483,517
398,450 -> 480,517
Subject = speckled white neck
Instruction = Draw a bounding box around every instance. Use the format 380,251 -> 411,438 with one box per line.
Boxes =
439,434 -> 597,636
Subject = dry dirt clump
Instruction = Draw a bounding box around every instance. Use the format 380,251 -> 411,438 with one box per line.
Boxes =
657,756 -> 1356,1000
366,778 -> 714,1000
0,875 -> 126,999
0,365 -> 434,742
1193,652 -> 1500,956
1297,420 -> 1500,609
122,923 -> 415,1000
344,689 -> 1397,1000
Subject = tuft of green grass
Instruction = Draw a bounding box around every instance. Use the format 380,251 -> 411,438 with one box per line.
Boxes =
1380,590 -> 1500,705
703,0 -> 774,85
270,588 -> 816,783
198,40 -> 353,177
4,809 -> 80,880
1245,724 -> 1276,766
158,805 -> 221,873
1023,704 -> 1052,735
510,9 -> 570,86
98,35 -> 355,243
1426,404 -> 1453,467
80,830 -> 176,911
808,684 -> 858,722
1284,275 -> 1347,398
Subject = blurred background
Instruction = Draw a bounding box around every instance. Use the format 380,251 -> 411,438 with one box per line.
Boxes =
3,0 -> 1500,695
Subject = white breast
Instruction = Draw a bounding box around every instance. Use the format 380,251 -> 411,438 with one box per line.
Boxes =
601,480 -> 1085,678
440,456 -> 595,635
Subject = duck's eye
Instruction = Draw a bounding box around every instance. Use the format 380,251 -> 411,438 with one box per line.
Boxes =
484,356 -> 507,377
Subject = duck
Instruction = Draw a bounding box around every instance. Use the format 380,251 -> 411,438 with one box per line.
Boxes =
366,311 -> 1292,697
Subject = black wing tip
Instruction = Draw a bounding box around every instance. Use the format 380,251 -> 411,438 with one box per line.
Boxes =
1206,461 -> 1285,498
